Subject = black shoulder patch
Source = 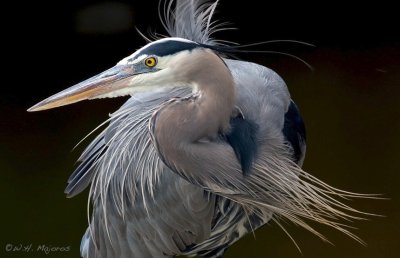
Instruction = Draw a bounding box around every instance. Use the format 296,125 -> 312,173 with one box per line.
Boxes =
282,101 -> 306,164
131,40 -> 200,60
226,115 -> 258,175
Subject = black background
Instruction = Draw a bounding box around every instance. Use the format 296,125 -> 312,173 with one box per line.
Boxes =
2,0 -> 399,257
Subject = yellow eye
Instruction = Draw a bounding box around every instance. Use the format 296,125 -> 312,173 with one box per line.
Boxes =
144,57 -> 157,67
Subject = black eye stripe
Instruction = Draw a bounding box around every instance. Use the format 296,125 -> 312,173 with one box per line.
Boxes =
129,40 -> 200,61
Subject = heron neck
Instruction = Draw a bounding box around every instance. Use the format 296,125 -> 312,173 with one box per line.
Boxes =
152,54 -> 235,140
194,71 -> 234,131
149,53 -> 243,191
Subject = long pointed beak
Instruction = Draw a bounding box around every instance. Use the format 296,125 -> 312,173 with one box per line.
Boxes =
28,65 -> 136,112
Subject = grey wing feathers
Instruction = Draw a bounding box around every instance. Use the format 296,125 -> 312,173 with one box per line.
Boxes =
65,135 -> 106,197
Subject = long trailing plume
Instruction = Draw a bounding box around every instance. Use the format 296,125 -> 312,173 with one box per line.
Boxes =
85,90 -> 378,250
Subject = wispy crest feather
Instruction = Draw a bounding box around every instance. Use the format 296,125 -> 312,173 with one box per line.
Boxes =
159,0 -> 230,45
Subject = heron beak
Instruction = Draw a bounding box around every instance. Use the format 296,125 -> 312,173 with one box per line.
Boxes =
28,65 -> 136,112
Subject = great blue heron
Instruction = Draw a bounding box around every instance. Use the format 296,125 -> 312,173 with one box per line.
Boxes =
28,0 -> 371,257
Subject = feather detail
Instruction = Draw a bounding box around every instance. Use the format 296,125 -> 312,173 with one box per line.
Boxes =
159,0 -> 231,45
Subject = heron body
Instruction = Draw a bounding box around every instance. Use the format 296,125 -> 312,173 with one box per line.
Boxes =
74,57 -> 301,257
29,1 -> 367,257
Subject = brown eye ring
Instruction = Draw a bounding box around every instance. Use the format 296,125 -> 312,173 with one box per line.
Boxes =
144,57 -> 157,67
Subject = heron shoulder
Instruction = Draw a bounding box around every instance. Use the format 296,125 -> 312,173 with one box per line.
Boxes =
224,59 -> 290,133
225,59 -> 291,111
225,59 -> 305,165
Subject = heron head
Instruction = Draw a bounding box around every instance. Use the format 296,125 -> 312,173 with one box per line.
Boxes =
28,37 -> 215,112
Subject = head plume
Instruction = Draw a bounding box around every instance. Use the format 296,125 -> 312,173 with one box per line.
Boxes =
158,0 -> 229,46
152,0 -> 314,69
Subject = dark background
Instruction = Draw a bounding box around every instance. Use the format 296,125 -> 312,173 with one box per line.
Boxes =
2,0 -> 399,257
